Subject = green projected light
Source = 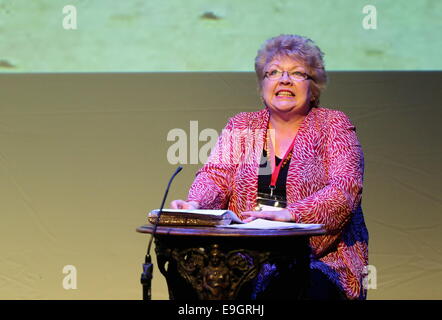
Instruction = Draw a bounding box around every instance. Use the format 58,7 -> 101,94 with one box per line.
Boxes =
1,0 -> 441,72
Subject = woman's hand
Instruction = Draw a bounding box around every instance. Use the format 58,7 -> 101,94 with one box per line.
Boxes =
241,209 -> 293,223
170,200 -> 200,210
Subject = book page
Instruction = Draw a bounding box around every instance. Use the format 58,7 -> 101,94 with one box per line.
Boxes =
217,218 -> 323,230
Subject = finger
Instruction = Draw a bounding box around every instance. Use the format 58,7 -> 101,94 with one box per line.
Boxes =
170,200 -> 178,209
243,211 -> 262,217
178,201 -> 189,209
242,217 -> 256,223
171,200 -> 185,209
181,203 -> 191,209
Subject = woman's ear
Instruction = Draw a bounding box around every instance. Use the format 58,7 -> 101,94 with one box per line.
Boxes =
260,96 -> 269,108
310,95 -> 319,107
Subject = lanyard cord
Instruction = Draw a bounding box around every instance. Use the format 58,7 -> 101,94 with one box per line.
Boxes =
266,129 -> 297,196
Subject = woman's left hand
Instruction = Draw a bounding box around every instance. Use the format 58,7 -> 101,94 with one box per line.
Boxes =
241,209 -> 293,223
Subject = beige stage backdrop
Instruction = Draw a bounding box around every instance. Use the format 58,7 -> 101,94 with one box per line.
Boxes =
0,72 -> 441,299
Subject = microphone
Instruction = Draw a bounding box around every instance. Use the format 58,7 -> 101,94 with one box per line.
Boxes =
141,166 -> 183,300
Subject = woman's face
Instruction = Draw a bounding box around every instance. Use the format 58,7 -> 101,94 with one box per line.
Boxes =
261,56 -> 312,117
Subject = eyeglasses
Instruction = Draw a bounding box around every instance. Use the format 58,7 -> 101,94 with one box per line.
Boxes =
264,69 -> 313,82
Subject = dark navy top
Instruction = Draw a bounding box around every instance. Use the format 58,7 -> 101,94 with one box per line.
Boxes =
257,149 -> 290,200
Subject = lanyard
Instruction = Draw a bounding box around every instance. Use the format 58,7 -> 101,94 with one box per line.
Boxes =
266,130 -> 297,197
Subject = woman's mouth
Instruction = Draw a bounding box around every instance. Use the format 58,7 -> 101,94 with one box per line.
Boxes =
275,89 -> 295,97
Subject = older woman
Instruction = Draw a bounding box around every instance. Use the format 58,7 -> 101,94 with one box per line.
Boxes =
171,34 -> 368,300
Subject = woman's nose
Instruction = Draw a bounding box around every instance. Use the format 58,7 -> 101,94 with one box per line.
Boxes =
279,71 -> 293,84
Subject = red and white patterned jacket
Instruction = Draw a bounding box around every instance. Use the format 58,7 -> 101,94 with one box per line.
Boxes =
188,107 -> 369,299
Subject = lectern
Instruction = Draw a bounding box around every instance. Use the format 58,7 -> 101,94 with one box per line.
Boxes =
137,224 -> 326,300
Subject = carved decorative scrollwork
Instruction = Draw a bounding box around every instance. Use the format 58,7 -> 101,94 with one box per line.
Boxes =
168,243 -> 270,300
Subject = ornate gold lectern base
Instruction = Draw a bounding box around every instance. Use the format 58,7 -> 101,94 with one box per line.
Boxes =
137,224 -> 326,300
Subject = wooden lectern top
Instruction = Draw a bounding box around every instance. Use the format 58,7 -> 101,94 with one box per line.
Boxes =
136,223 -> 326,238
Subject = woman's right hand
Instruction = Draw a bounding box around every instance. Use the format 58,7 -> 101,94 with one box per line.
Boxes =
170,200 -> 200,210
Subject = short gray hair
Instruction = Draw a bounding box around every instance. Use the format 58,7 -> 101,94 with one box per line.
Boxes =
254,34 -> 327,107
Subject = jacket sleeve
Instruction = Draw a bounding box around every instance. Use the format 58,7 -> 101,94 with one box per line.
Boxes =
187,116 -> 240,209
287,111 -> 364,236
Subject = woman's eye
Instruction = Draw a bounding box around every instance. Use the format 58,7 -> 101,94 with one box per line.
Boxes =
269,70 -> 279,76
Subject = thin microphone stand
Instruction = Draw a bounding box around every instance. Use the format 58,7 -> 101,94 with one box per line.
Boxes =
140,166 -> 183,300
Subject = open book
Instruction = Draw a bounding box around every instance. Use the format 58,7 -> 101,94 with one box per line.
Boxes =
148,209 -> 323,230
